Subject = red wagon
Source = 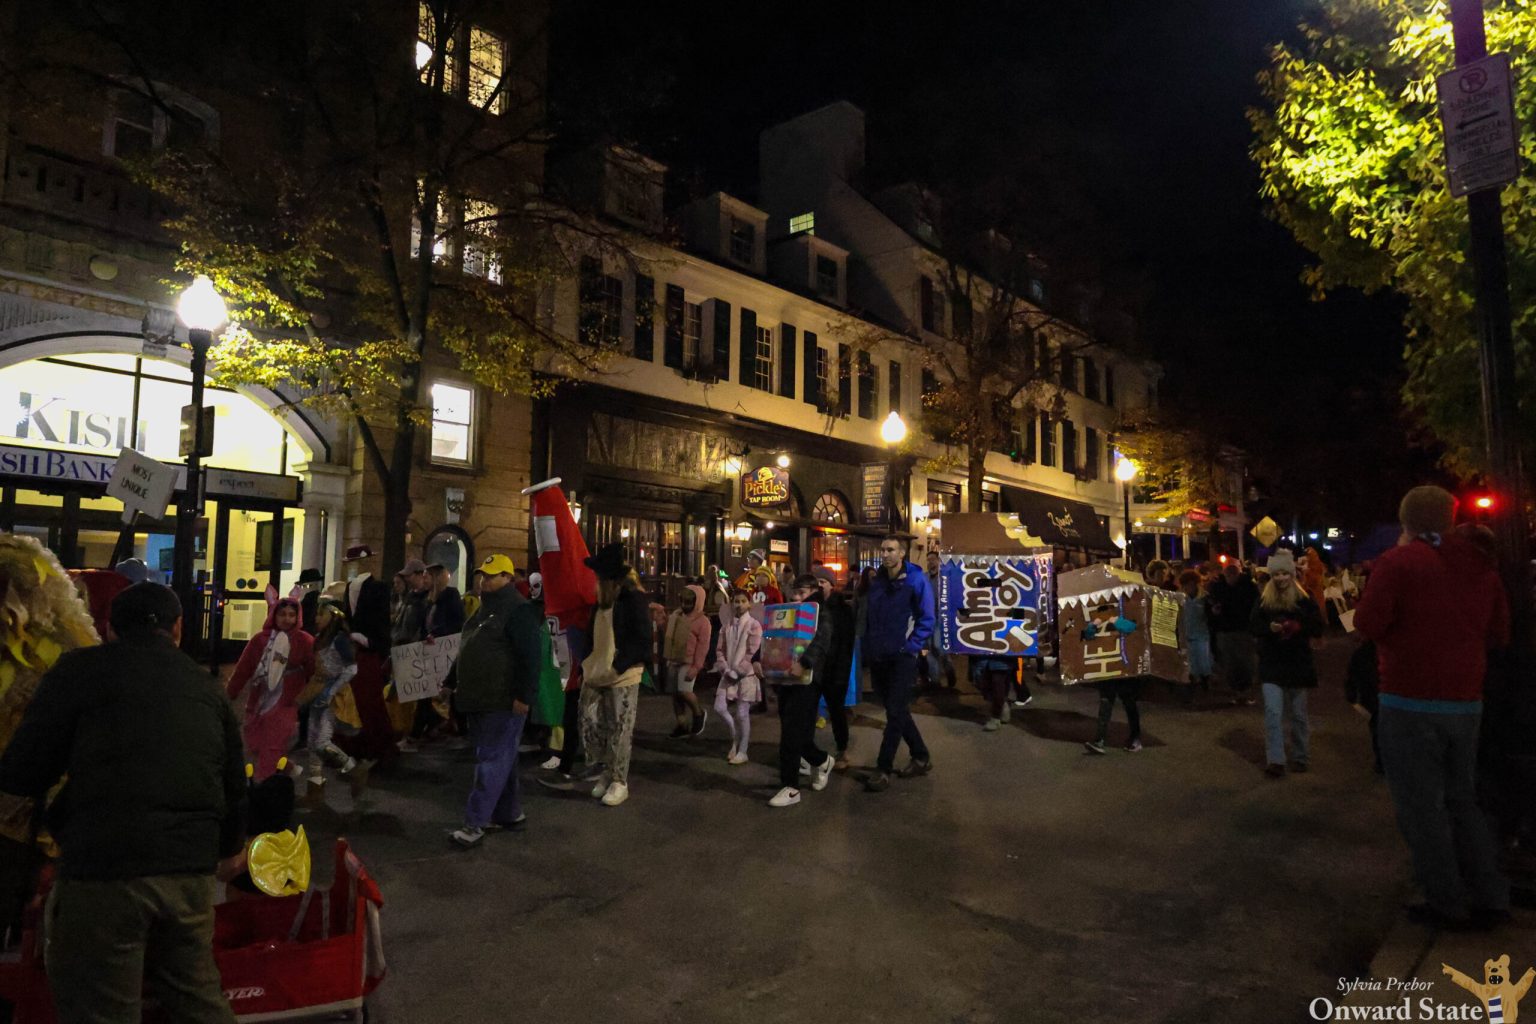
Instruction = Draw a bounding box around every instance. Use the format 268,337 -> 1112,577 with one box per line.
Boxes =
0,838 -> 386,1023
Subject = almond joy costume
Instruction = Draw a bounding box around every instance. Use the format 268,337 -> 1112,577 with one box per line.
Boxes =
227,595 -> 315,780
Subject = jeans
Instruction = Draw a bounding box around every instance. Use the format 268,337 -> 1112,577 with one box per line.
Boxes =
464,709 -> 527,828
1378,703 -> 1508,917
46,874 -> 234,1024
870,655 -> 927,772
1216,631 -> 1256,692
777,684 -> 829,788
1094,679 -> 1142,744
1261,683 -> 1310,767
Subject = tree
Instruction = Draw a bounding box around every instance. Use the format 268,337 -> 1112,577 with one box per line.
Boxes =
3,0 -> 625,572
1249,0 -> 1536,480
1113,420 -> 1238,519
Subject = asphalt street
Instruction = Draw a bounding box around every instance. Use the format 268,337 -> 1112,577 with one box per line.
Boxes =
295,637 -> 1408,1024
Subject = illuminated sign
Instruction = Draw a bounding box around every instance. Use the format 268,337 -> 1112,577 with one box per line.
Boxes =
742,466 -> 790,509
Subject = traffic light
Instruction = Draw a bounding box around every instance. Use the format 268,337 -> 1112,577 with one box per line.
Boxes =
1475,495 -> 1495,510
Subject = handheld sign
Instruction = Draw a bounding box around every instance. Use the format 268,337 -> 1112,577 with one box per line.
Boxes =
105,448 -> 177,519
390,634 -> 461,702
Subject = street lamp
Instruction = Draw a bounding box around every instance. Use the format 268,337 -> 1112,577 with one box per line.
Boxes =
880,412 -> 908,534
1115,456 -> 1138,569
173,275 -> 227,654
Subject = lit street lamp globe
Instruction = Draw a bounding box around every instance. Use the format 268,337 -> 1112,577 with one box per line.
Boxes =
176,275 -> 228,332
1115,457 -> 1139,483
880,411 -> 908,446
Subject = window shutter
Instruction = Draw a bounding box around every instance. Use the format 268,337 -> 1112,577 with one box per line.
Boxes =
739,308 -> 757,387
663,283 -> 684,369
632,274 -> 655,361
802,331 -> 819,406
888,360 -> 902,414
779,323 -> 797,398
711,299 -> 732,380
837,345 -> 852,416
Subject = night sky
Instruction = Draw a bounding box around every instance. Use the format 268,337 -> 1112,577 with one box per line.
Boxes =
552,0 -> 1439,529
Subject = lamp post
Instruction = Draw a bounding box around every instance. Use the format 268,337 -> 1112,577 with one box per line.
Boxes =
1115,456 -> 1139,569
173,276 -> 227,654
880,411 -> 908,536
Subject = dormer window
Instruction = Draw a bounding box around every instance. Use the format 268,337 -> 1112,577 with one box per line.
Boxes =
789,212 -> 815,235
729,218 -> 755,265
815,255 -> 839,298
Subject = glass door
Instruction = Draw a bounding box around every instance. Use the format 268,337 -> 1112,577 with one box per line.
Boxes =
211,503 -> 296,661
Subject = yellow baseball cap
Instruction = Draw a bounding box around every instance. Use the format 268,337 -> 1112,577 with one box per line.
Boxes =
481,553 -> 516,576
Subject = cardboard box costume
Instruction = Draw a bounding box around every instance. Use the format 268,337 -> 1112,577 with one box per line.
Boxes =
1056,565 -> 1189,685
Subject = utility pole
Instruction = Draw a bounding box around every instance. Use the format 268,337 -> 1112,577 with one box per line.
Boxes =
1445,1 -> 1531,649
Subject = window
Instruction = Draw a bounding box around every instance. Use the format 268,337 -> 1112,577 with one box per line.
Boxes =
683,302 -> 703,368
815,347 -> 830,408
981,489 -> 999,513
1084,357 -> 1100,401
461,197 -> 502,282
417,4 -> 507,115
1028,277 -> 1046,303
887,360 -> 902,414
466,26 -> 507,114
730,218 -> 755,264
1040,415 -> 1057,468
1062,420 -> 1078,473
416,3 -> 459,92
857,351 -> 876,420
837,346 -> 852,417
1106,365 -> 1117,408
1059,350 -> 1077,391
927,482 -> 961,518
579,257 -> 623,348
752,325 -> 774,391
410,185 -> 453,264
815,255 -> 839,297
601,274 -> 623,347
430,381 -> 474,466
953,291 -> 973,337
790,212 -> 815,235
920,276 -> 945,333
813,491 -> 849,523
103,87 -> 215,159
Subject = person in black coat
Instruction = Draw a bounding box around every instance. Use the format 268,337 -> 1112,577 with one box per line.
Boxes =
578,544 -> 652,808
1249,550 -> 1324,778
813,568 -> 856,768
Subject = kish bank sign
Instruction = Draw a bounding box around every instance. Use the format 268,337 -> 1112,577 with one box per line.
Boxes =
13,393 -> 145,451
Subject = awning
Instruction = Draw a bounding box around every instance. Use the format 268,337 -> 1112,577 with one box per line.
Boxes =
999,486 -> 1118,553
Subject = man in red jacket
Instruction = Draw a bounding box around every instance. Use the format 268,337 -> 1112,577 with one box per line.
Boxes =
1355,486 -> 1511,931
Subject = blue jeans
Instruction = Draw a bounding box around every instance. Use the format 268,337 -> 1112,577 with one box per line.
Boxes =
464,710 -> 526,828
1378,702 -> 1508,917
871,655 -> 927,772
1261,683 -> 1309,767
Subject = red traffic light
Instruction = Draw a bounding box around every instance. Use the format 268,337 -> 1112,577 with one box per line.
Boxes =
1475,495 -> 1494,510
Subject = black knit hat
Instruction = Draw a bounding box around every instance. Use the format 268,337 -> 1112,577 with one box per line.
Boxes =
583,542 -> 631,582
109,582 -> 183,637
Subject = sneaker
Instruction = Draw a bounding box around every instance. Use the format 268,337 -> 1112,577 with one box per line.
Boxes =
691,710 -> 708,737
591,772 -> 612,799
338,756 -> 357,775
1125,740 -> 1143,753
811,755 -> 835,792
864,771 -> 892,793
397,738 -> 419,753
668,725 -> 689,739
600,782 -> 629,807
1000,703 -> 1012,724
537,773 -> 577,792
769,786 -> 802,808
1083,740 -> 1108,755
450,826 -> 485,848
897,758 -> 932,778
983,718 -> 1001,732
540,755 -> 562,771
306,773 -> 325,786
1012,697 -> 1032,708
485,814 -> 528,833
1264,763 -> 1286,779
799,757 -> 813,777
728,751 -> 750,765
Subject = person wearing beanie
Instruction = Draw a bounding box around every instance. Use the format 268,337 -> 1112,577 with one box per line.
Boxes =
0,583 -> 245,1022
1355,485 -> 1511,930
766,575 -> 837,807
1249,549 -> 1324,778
578,544 -> 652,808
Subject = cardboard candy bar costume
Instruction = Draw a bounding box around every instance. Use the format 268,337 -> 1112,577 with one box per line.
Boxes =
1056,564 -> 1189,685
932,514 -> 1055,658
759,602 -> 819,679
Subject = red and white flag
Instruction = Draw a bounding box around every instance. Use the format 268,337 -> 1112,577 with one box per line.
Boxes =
521,478 -> 596,633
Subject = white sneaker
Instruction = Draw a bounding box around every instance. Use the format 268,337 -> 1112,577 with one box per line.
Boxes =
983,718 -> 1001,732
799,757 -> 813,777
450,826 -> 485,848
306,773 -> 325,786
338,756 -> 357,774
811,755 -> 834,792
728,751 -> 749,765
540,755 -> 561,771
769,786 -> 801,808
601,781 -> 629,807
590,772 -> 612,799
1000,702 -> 1012,724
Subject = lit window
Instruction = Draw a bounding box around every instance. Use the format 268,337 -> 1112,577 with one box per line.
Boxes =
467,26 -> 506,114
430,381 -> 475,466
753,325 -> 774,391
462,197 -> 502,282
410,182 -> 453,264
789,212 -> 815,235
416,2 -> 460,92
730,218 -> 755,264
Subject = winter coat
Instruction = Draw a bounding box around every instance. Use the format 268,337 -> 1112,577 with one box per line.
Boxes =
450,585 -> 543,714
611,587 -> 654,677
391,588 -> 430,647
344,574 -> 393,653
664,585 -> 712,676
1353,536 -> 1509,703
1249,589 -> 1324,688
0,635 -> 246,881
820,590 -> 856,693
1345,639 -> 1379,712
1206,574 -> 1259,633
862,560 -> 936,661
713,611 -> 763,703
426,586 -> 466,638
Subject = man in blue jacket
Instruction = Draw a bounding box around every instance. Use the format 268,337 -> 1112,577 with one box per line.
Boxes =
863,536 -> 936,793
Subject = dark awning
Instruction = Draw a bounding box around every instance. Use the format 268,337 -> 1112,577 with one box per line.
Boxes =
999,486 -> 1118,553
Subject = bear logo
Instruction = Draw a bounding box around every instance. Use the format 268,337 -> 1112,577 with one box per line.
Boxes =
1443,954 -> 1534,1024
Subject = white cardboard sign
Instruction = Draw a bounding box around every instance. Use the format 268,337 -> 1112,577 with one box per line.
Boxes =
390,634 -> 460,703
104,448 -> 177,518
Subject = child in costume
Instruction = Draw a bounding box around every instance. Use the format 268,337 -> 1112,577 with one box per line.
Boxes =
713,589 -> 762,765
227,594 -> 315,780
1177,569 -> 1214,686
307,596 -> 358,785
664,584 -> 711,738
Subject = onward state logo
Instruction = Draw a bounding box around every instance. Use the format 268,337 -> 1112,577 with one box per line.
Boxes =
1311,955 -> 1532,1021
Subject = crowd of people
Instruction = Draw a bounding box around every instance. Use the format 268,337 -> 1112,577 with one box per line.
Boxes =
0,483 -> 1522,1020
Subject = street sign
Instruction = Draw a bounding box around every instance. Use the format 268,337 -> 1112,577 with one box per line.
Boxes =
1437,53 -> 1520,197
105,448 -> 177,519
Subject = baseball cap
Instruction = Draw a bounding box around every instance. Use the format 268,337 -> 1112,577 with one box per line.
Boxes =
481,553 -> 516,576
396,558 -> 428,577
110,582 -> 183,637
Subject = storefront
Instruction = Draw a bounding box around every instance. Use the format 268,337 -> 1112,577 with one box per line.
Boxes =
0,348 -> 338,655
